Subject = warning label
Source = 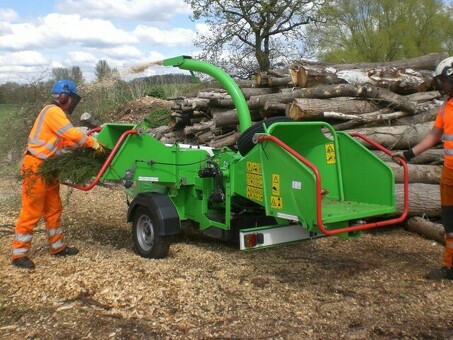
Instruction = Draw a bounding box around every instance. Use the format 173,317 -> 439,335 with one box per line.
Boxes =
325,143 -> 336,164
246,161 -> 263,201
247,173 -> 263,188
247,161 -> 261,174
272,174 -> 280,196
270,196 -> 283,209
247,186 -> 263,202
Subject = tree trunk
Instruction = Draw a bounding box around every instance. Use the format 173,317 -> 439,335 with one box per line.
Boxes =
287,98 -> 380,120
183,120 -> 214,136
373,149 -> 444,165
212,108 -> 261,128
196,130 -> 214,144
249,84 -> 418,113
268,76 -> 293,87
387,162 -> 441,184
241,87 -> 275,99
404,216 -> 444,244
212,109 -> 239,128
183,97 -> 210,110
347,122 -> 433,149
209,131 -> 241,148
405,91 -> 441,103
291,52 -> 448,72
333,109 -> 403,130
395,183 -> 440,217
262,102 -> 287,116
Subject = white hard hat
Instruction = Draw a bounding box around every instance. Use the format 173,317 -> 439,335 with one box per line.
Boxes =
435,57 -> 453,78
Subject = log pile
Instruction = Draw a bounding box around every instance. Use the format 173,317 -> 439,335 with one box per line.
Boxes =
146,53 -> 449,241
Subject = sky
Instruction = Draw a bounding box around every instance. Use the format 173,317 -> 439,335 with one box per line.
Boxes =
0,0 -> 206,84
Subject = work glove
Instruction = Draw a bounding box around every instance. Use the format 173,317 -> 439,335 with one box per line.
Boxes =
392,149 -> 415,162
91,137 -> 105,154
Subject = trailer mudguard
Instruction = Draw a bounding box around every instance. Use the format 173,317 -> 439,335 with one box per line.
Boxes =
127,192 -> 181,236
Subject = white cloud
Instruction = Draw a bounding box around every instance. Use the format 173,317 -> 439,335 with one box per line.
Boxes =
195,23 -> 210,36
0,2 -> 198,83
0,8 -> 18,22
0,51 -> 51,83
89,46 -> 143,60
57,0 -> 192,22
0,50 -> 47,66
66,51 -> 98,65
133,25 -> 195,47
0,14 -> 137,51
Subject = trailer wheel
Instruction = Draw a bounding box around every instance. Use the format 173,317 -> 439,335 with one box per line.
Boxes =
132,206 -> 171,259
237,116 -> 294,155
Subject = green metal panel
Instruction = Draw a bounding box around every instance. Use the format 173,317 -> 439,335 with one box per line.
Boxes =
96,123 -> 136,149
231,121 -> 396,231
266,121 -> 344,200
336,132 -> 395,208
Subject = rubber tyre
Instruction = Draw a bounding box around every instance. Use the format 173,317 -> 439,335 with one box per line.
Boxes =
132,206 -> 171,259
237,116 -> 294,155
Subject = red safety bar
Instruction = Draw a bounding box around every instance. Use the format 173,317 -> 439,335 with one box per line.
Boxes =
87,126 -> 102,135
256,132 -> 409,236
65,129 -> 138,191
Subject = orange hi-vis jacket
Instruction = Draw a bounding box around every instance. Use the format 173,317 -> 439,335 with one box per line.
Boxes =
27,104 -> 96,159
12,104 -> 96,259
434,98 -> 453,170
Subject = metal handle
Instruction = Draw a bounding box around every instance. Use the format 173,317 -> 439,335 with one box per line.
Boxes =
65,129 -> 138,191
256,133 -> 409,236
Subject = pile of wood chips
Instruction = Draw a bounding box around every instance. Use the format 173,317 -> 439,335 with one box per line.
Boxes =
1,176 -> 453,339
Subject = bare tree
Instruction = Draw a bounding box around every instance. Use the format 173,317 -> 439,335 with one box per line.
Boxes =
94,60 -> 119,83
51,66 -> 85,85
51,67 -> 71,81
185,0 -> 326,78
70,66 -> 85,85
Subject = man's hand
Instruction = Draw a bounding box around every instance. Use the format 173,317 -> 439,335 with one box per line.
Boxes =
392,149 -> 415,162
91,137 -> 105,154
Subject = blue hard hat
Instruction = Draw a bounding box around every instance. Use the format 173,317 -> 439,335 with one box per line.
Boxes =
51,79 -> 77,95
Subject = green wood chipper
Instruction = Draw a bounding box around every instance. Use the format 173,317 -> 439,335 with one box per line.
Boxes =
71,56 -> 409,258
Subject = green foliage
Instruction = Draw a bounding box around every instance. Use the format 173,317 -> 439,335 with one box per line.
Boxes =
147,108 -> 172,128
38,148 -> 108,184
307,0 -> 453,62
185,0 -> 326,77
146,86 -> 165,99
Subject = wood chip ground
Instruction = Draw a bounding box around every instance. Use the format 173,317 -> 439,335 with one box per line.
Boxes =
1,176 -> 452,339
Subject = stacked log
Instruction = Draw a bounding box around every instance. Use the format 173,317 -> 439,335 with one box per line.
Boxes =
149,52 -> 449,241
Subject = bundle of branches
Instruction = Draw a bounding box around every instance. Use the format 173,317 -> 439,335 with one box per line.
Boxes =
39,148 -> 109,184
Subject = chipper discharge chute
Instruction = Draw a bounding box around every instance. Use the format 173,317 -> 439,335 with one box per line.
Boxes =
72,56 -> 408,258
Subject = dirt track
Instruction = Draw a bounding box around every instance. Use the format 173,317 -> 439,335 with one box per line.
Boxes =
1,176 -> 453,339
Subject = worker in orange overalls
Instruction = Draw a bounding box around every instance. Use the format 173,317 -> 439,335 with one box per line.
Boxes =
393,57 -> 453,280
11,79 -> 104,269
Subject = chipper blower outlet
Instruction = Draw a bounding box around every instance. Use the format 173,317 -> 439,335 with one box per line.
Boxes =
68,55 -> 409,259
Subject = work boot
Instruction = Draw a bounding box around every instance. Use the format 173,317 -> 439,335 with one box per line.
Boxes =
52,246 -> 79,257
12,257 -> 35,269
426,267 -> 453,280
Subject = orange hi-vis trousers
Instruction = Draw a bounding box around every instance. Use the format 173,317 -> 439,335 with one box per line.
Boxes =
12,154 -> 66,260
440,166 -> 453,268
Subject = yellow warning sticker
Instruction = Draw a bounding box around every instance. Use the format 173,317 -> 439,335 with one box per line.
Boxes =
272,174 -> 280,196
247,161 -> 261,174
247,186 -> 263,201
325,143 -> 336,164
247,173 -> 263,188
270,196 -> 283,209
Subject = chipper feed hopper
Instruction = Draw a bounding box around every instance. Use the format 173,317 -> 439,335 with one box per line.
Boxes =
74,56 -> 408,259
